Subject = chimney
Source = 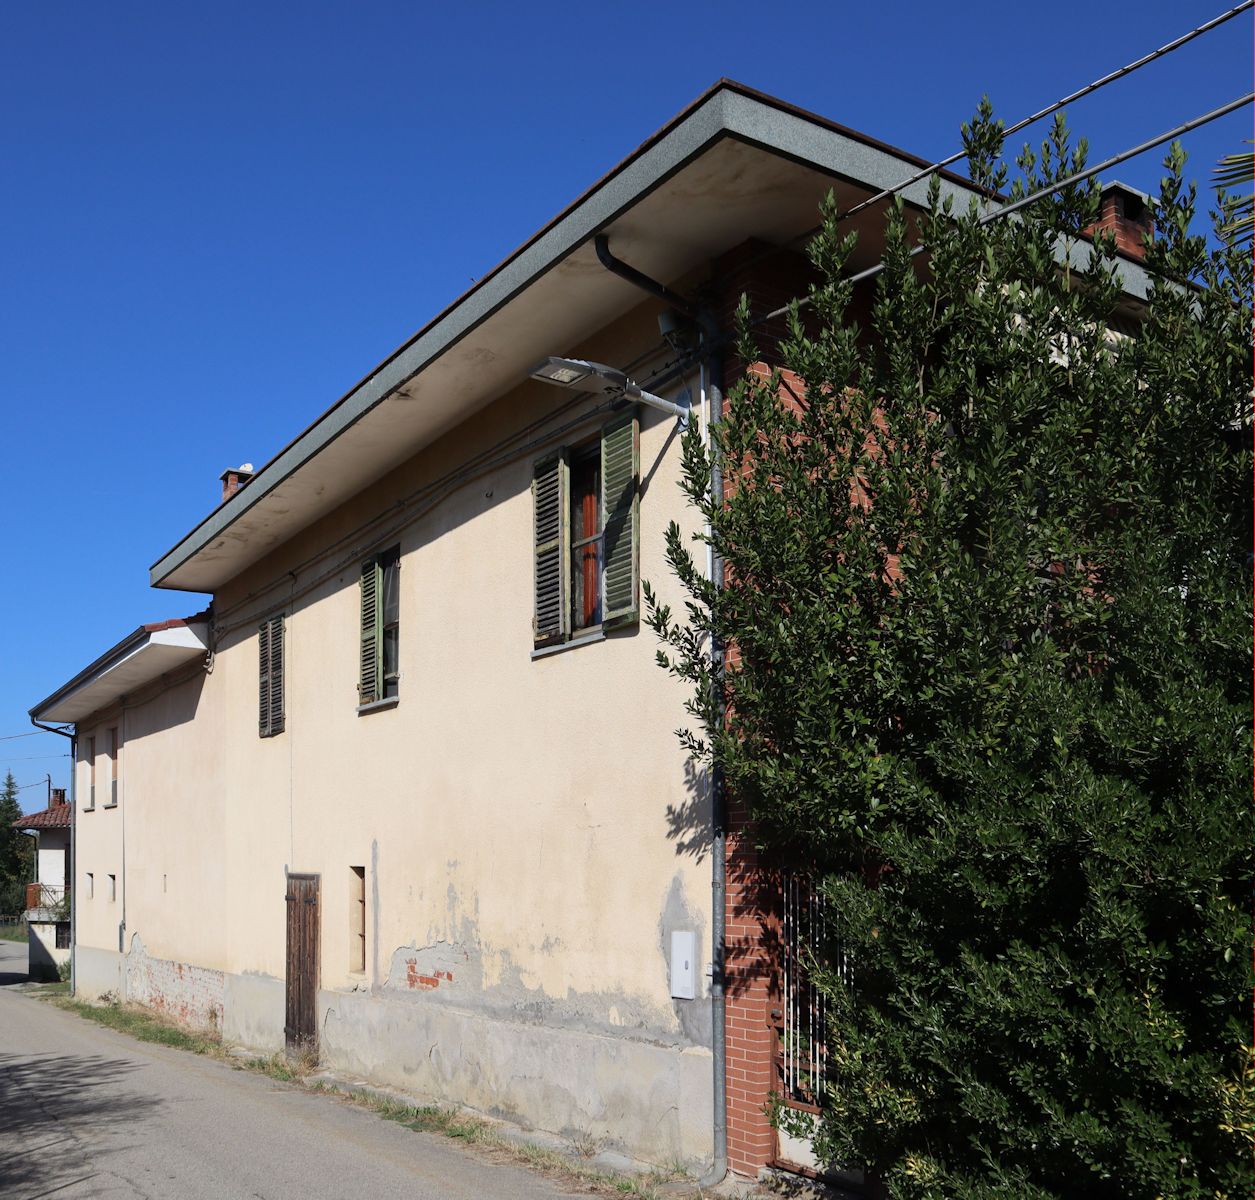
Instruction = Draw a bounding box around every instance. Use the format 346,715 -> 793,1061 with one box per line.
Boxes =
1085,181 -> 1154,261
219,462 -> 255,502
51,788 -> 66,807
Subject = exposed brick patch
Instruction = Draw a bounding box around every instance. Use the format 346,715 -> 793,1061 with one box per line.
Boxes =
405,960 -> 455,990
125,936 -> 224,1030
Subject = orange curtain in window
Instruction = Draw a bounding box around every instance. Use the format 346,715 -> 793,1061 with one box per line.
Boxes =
579,484 -> 598,627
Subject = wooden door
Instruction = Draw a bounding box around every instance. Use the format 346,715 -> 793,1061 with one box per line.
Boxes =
285,874 -> 319,1053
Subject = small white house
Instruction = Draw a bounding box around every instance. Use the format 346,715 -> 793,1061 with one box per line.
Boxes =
14,790 -> 72,981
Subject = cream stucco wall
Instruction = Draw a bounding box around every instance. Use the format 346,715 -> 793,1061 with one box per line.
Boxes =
35,830 -> 68,889
69,298 -> 717,1164
74,727 -> 125,956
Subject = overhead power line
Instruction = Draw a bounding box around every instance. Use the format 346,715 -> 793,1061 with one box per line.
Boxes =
839,2 -> 1254,225
637,89 -> 1254,397
770,89 -> 1255,313
0,730 -> 51,742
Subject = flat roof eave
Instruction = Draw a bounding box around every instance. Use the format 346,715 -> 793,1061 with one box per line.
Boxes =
30,621 -> 210,725
148,79 -> 1159,595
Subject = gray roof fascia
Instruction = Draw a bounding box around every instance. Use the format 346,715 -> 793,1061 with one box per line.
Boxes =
721,90 -> 1161,301
148,82 -> 1160,591
149,89 -> 742,590
719,88 -> 976,213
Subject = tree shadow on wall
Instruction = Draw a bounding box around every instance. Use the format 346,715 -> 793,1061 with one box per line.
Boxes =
665,759 -> 784,1005
0,1050 -> 159,1198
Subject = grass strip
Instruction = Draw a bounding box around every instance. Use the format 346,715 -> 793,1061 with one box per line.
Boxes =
305,1081 -> 680,1197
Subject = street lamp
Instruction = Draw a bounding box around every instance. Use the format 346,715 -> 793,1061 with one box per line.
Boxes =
529,357 -> 691,426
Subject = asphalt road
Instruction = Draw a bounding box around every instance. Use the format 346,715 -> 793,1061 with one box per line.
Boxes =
0,939 -> 596,1199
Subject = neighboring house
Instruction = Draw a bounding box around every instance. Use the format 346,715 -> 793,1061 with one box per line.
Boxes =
28,82 -> 1156,1183
13,790 -> 72,981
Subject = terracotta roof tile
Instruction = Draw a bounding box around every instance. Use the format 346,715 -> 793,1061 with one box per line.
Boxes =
13,804 -> 73,830
141,609 -> 210,633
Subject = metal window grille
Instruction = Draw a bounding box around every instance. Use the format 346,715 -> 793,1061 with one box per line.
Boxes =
779,870 -> 850,1108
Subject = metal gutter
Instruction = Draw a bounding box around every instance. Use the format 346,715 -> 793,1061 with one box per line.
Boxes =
147,82 -> 1017,592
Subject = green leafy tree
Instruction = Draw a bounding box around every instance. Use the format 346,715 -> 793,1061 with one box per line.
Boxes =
0,771 -> 33,915
1213,144 -> 1252,249
648,104 -> 1252,1198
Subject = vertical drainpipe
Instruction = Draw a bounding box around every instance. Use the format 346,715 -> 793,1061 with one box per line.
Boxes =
697,314 -> 728,1191
589,235 -> 728,1184
68,732 -> 76,994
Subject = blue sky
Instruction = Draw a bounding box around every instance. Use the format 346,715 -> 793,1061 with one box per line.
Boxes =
1,1 -> 1250,809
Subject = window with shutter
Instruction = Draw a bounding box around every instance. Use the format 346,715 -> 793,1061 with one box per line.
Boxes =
359,547 -> 400,705
532,452 -> 569,646
259,614 -> 285,737
600,411 -> 639,628
530,408 -> 639,649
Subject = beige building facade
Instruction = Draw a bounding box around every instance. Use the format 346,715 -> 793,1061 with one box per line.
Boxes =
32,82 -> 1159,1179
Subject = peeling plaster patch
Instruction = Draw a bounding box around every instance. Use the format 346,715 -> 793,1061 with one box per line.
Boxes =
387,940 -> 472,992
378,888 -> 706,1049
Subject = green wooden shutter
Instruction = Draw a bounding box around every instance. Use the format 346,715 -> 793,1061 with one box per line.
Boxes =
532,451 -> 569,645
259,615 -> 286,736
601,411 -> 639,627
359,558 -> 383,703
258,618 -> 272,735
268,615 -> 285,734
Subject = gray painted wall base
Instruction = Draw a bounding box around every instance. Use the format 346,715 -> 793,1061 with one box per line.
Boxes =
74,944 -> 124,999
321,987 -> 713,1168
70,944 -> 713,1169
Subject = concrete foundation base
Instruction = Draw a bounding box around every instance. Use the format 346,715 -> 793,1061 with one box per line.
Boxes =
320,987 -> 713,1168
69,942 -> 714,1169
74,943 -> 124,999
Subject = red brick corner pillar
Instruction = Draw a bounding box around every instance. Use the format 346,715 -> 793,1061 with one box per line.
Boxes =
724,799 -> 779,1177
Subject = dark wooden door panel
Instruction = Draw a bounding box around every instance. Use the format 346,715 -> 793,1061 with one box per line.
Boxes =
285,874 -> 319,1053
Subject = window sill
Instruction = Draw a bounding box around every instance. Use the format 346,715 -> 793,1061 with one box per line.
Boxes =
356,696 -> 400,716
531,627 -> 606,660
103,802 -> 118,810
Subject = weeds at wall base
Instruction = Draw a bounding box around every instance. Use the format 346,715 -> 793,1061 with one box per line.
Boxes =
39,993 -> 693,1198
